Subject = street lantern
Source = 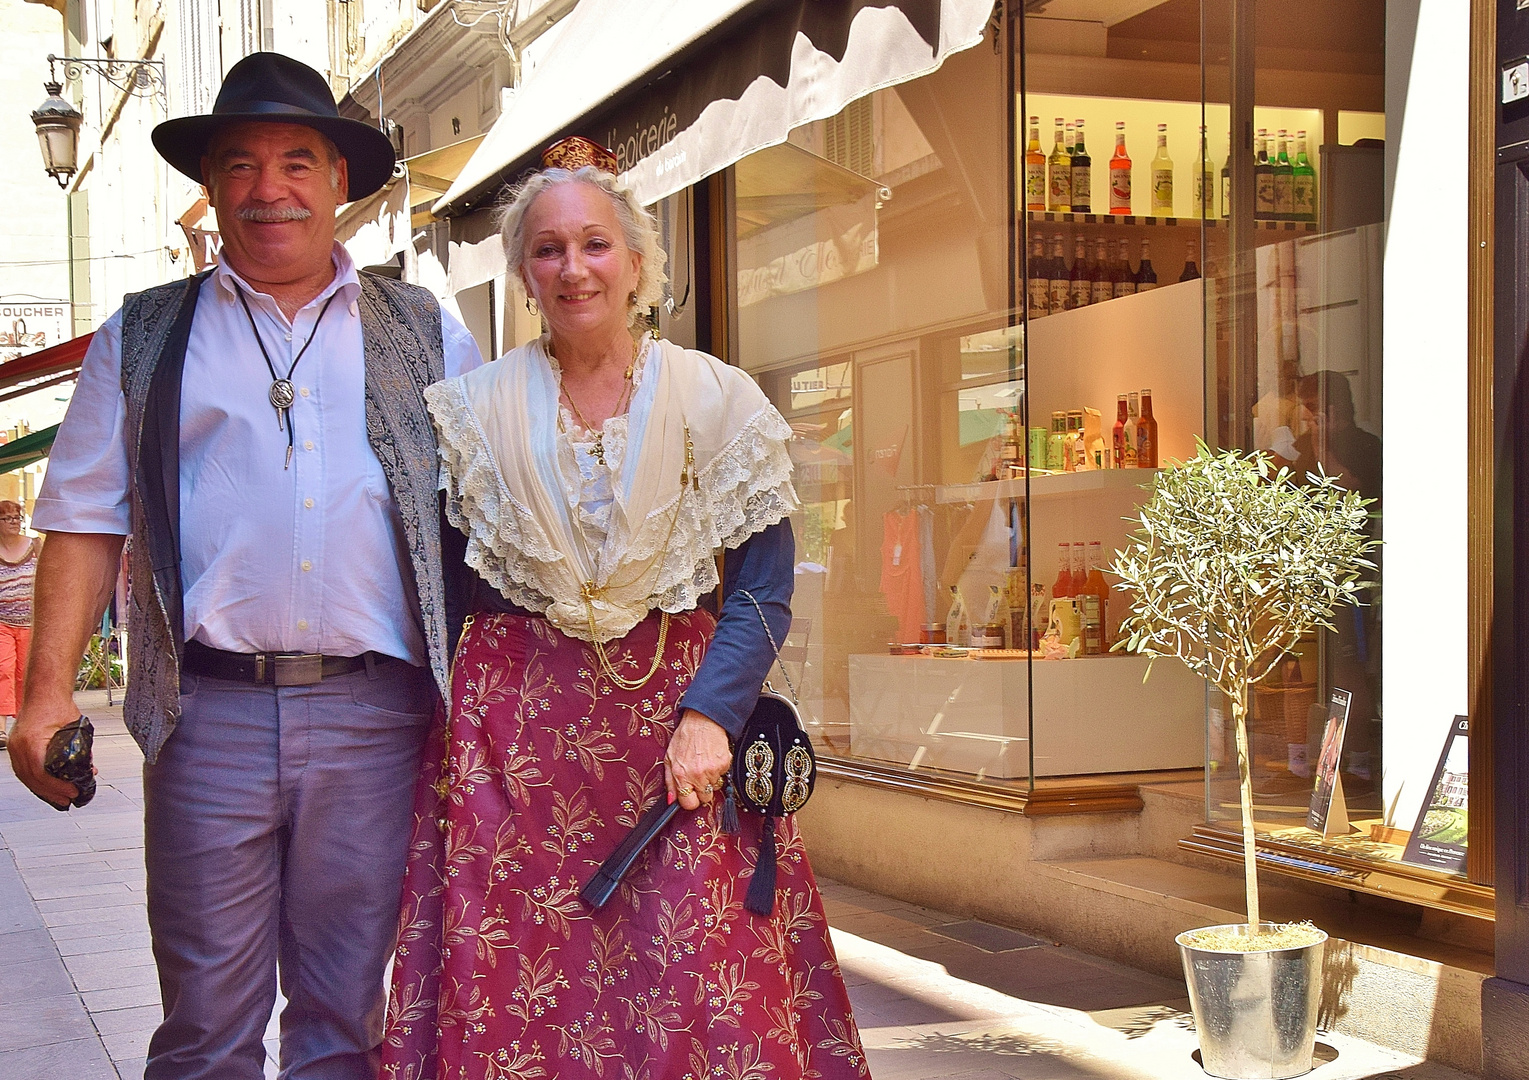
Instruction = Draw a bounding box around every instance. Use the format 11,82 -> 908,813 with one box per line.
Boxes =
31,80 -> 82,189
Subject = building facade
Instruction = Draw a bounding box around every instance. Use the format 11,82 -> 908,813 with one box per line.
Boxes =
6,0 -> 1522,1073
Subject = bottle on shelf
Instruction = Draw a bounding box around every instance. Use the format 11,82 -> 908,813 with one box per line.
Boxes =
1124,392 -> 1140,467
1219,142 -> 1231,219
1069,235 -> 1092,310
1025,116 -> 1046,213
1027,233 -> 1050,317
1112,394 -> 1129,469
1065,120 -> 1076,156
1082,540 -> 1110,654
1194,124 -> 1214,218
1052,541 -> 1075,600
1048,117 -> 1072,212
1070,540 -> 1088,596
1061,410 -> 1080,472
1292,129 -> 1316,222
1150,122 -> 1174,216
1109,121 -> 1132,215
1254,128 -> 1275,220
1135,239 -> 1158,292
1000,412 -> 1024,476
1046,410 -> 1067,471
1090,238 -> 1113,306
1179,240 -> 1200,282
1112,238 -> 1136,300
1029,582 -> 1048,649
1273,129 -> 1294,220
1137,389 -> 1159,468
1068,409 -> 1089,470
1071,119 -> 1092,213
1048,234 -> 1070,315
946,585 -> 969,648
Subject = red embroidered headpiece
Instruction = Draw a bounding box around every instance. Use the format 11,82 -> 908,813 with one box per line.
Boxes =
541,136 -> 618,174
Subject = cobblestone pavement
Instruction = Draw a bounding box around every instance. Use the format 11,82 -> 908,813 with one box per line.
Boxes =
1,692 -> 1470,1080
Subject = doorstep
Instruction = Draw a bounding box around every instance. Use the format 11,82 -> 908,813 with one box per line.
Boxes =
1035,853 -> 1489,1073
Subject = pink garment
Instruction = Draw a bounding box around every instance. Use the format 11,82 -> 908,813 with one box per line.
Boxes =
0,623 -> 28,715
879,510 -> 925,641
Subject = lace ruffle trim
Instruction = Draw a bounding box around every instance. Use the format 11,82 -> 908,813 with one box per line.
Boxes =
426,380 -> 797,641
426,379 -> 561,620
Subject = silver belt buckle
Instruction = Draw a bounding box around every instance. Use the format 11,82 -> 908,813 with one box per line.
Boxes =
273,653 -> 325,686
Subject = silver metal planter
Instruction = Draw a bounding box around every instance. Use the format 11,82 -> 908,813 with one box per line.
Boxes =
1177,923 -> 1327,1080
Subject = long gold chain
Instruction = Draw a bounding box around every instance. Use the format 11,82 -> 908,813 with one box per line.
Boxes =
579,425 -> 701,692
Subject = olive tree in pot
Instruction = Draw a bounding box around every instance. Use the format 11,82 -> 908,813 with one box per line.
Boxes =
1111,443 -> 1375,1080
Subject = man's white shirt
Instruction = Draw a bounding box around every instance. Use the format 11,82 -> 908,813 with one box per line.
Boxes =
33,244 -> 484,664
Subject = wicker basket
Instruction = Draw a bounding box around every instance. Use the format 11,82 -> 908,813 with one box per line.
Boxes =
1254,681 -> 1318,744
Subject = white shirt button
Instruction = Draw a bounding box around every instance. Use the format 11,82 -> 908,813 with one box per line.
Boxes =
299,387 -> 310,397
301,560 -> 312,572
297,619 -> 309,630
304,440 -> 314,451
284,332 -> 293,342
304,497 -> 314,509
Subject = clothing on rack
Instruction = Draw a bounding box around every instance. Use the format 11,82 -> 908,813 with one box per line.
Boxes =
880,508 -> 925,641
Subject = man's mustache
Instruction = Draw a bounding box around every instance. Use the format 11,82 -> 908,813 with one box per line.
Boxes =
235,206 -> 313,223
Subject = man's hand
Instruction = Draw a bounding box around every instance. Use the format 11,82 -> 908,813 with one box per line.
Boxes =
664,709 -> 732,812
8,531 -> 122,808
7,695 -> 84,809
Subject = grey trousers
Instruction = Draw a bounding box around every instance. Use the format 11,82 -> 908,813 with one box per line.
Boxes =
142,659 -> 434,1080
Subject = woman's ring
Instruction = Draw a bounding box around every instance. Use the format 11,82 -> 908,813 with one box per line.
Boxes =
678,784 -> 695,796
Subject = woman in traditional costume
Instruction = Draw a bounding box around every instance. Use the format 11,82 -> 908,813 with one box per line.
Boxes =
380,138 -> 870,1080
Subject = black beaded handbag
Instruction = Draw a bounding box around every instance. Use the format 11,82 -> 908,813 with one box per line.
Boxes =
722,591 -> 816,916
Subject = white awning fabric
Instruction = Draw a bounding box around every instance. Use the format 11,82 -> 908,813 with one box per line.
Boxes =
437,0 -> 995,214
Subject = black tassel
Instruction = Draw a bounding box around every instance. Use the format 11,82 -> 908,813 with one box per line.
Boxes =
721,778 -> 740,835
744,815 -> 777,915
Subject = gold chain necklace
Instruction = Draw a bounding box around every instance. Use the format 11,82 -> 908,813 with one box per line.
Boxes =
579,425 -> 701,692
555,333 -> 641,466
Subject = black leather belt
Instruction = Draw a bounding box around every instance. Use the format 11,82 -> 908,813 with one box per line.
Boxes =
182,639 -> 394,686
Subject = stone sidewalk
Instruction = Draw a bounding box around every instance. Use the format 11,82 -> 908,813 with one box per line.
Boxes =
0,691 -> 1471,1080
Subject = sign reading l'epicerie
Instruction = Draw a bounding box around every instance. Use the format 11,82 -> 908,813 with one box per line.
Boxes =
0,297 -> 72,360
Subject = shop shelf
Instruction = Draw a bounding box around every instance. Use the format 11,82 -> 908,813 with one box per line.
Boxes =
1026,210 -> 1318,232
935,467 -> 1158,504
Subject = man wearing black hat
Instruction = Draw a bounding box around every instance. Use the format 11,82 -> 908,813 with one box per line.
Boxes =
7,53 -> 481,1079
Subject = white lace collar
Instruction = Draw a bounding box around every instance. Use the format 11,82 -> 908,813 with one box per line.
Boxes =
425,336 -> 797,641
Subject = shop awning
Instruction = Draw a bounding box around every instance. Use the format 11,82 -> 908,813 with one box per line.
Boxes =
337,175 -> 412,270
436,0 -> 996,214
0,424 -> 60,474
406,135 -> 486,213
0,332 -> 93,396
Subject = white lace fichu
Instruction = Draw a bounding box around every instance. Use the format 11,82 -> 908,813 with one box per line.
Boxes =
426,343 -> 797,642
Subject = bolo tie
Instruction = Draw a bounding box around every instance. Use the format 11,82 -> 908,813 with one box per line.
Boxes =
235,287 -> 339,469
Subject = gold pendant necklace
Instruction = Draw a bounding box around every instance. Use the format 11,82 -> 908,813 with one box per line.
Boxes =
556,334 -> 642,466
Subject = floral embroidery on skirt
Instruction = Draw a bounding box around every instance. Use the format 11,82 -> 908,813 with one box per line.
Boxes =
382,609 -> 870,1080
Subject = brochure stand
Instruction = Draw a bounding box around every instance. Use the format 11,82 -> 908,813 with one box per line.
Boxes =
1307,688 -> 1353,839
1400,716 -> 1470,874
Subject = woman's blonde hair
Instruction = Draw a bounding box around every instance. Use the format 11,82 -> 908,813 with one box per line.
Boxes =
496,166 -> 667,325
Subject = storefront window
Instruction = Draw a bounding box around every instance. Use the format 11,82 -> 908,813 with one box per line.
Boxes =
722,0 -> 1469,884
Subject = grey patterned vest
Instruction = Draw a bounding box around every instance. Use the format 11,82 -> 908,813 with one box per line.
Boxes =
118,272 -> 451,762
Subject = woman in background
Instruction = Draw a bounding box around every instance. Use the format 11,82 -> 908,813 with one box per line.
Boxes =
0,501 -> 39,747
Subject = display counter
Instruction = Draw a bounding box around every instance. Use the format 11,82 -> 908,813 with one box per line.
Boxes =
847,652 -> 1205,778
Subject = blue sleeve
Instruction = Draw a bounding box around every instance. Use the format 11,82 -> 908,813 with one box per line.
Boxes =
678,519 -> 795,739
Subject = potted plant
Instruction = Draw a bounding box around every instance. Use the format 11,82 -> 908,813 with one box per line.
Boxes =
1111,442 -> 1376,1079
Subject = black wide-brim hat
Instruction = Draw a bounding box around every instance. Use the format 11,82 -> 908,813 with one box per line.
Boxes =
152,52 -> 395,203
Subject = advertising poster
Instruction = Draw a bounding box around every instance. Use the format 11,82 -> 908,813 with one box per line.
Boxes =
1401,716 -> 1469,874
1307,688 -> 1352,835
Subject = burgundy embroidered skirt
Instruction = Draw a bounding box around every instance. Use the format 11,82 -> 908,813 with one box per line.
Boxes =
381,609 -> 870,1080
